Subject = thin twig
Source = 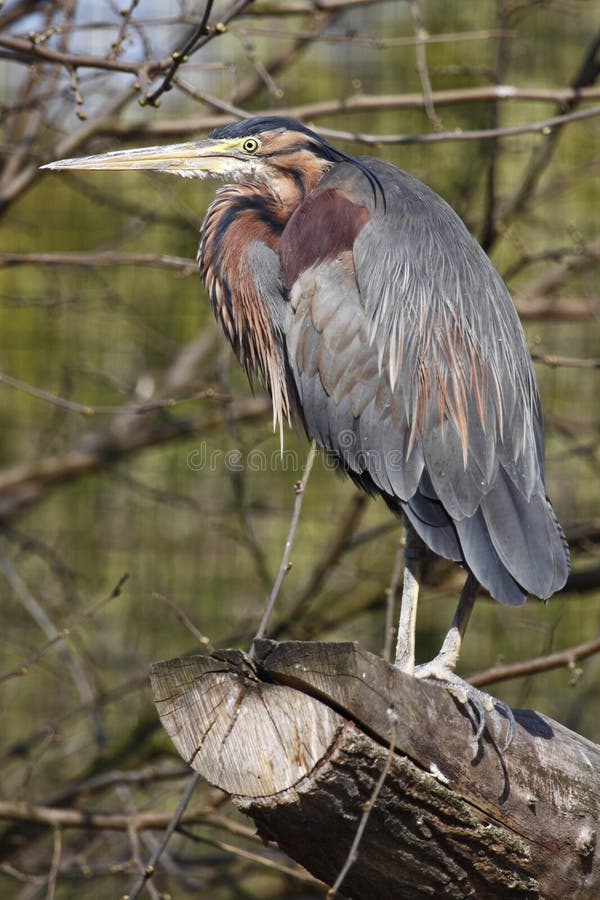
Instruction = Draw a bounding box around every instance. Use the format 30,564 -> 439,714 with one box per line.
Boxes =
530,353 -> 600,369
143,0 -> 254,107
498,29 -> 600,223
142,0 -> 216,107
239,25 -> 514,47
317,102 -> 600,146
230,9 -> 336,106
0,369 -> 224,416
0,669 -> 149,767
478,0 -> 510,251
122,784 -> 163,900
0,251 -> 196,272
168,78 -> 252,121
251,441 -> 318,650
0,573 -> 128,684
272,492 -> 367,640
218,342 -> 274,594
177,828 -> 325,886
468,635 -> 600,688
0,33 -> 158,75
152,593 -> 214,650
1,10 -> 53,191
47,826 -> 62,900
44,765 -> 191,807
0,547 -> 104,744
107,85 -> 600,141
2,83 -> 138,215
125,771 -> 202,900
328,719 -> 398,897
516,297 -> 598,321
409,0 -> 441,129
517,238 -> 600,298
502,240 -> 600,283
108,0 -> 140,62
0,795 -> 207,832
0,397 -> 270,525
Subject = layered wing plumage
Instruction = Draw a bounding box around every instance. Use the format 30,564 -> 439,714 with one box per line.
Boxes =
277,159 -> 569,605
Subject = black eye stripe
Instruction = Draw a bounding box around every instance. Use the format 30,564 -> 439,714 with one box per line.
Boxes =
267,140 -> 319,158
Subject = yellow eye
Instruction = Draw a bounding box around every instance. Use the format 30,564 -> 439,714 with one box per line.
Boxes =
241,137 -> 260,154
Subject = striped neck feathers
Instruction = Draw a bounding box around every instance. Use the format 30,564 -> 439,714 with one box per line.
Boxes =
199,180 -> 309,442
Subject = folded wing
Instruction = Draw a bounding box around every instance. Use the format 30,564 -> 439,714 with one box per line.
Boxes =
280,159 -> 569,604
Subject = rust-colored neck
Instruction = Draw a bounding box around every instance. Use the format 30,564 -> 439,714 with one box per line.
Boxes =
198,161 -> 331,435
199,183 -> 286,362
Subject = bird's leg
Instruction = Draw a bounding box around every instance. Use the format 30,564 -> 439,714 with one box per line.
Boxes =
394,522 -> 425,674
416,572 -> 516,750
415,572 -> 478,680
393,541 -> 515,750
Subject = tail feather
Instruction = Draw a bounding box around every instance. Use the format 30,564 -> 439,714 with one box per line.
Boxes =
480,467 -> 569,600
401,492 -> 462,563
454,508 -> 528,606
400,468 -> 569,606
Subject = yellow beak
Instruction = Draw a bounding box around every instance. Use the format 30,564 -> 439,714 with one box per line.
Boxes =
41,139 -> 246,177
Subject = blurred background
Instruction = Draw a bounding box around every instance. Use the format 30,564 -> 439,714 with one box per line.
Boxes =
1,0 -> 599,897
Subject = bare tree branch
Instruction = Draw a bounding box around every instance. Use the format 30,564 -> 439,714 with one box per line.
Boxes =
531,352 -> 600,369
252,442 -> 318,648
469,635 -> 600,688
0,799 -> 209,831
0,251 -> 196,273
0,33 -> 164,76
143,0 -> 255,108
1,4 -> 597,896
498,29 -> 600,224
0,398 -> 270,523
106,85 -> 600,140
318,103 -> 600,145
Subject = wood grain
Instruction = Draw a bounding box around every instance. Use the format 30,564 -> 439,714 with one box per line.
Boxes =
150,641 -> 600,898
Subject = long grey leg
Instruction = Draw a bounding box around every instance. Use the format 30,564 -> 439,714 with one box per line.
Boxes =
416,572 -> 478,680
414,573 -> 516,751
394,522 -> 425,674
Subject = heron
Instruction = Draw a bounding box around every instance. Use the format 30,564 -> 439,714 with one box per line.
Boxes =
43,116 -> 569,704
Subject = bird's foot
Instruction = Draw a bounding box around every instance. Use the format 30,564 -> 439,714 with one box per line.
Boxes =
414,658 -> 515,754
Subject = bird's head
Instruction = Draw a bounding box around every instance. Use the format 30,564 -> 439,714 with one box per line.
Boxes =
42,117 -> 341,185
42,115 -> 382,202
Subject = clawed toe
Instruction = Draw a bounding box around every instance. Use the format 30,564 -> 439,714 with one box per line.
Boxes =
394,558 -> 516,755
413,662 -> 515,754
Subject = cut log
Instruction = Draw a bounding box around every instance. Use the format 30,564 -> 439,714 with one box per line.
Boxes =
150,640 -> 600,899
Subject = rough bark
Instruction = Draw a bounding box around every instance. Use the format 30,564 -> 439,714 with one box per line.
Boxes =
150,640 -> 600,899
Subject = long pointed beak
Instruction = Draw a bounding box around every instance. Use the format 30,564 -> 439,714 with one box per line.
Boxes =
40,139 -> 238,177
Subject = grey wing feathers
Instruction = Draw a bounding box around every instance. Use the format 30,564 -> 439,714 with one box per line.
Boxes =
284,159 -> 569,603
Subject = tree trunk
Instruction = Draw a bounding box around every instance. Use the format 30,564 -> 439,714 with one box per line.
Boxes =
150,640 -> 600,899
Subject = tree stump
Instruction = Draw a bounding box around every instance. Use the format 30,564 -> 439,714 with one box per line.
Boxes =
150,640 -> 600,898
